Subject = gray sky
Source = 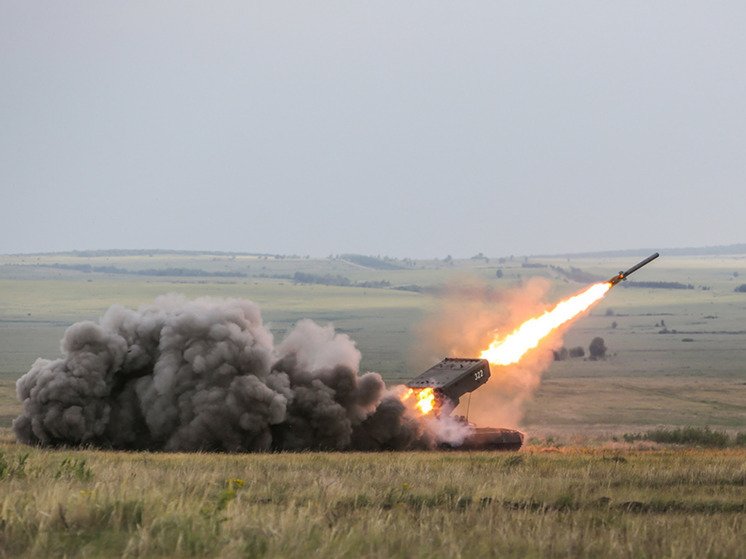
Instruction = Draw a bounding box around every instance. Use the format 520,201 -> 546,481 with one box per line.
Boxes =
2,2 -> 745,258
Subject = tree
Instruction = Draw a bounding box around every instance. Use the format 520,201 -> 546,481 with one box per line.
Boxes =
589,337 -> 607,360
553,347 -> 568,361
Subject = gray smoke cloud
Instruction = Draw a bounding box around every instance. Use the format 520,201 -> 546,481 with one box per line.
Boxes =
13,295 -> 439,452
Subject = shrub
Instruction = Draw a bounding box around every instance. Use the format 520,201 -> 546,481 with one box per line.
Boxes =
589,337 -> 607,360
624,426 -> 730,448
553,347 -> 568,361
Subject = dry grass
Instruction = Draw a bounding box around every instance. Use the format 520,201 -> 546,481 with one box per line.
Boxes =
1,436 -> 744,558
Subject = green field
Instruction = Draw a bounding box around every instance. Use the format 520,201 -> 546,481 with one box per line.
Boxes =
1,250 -> 746,557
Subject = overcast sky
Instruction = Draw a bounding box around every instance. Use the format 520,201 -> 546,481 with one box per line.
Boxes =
2,2 -> 745,258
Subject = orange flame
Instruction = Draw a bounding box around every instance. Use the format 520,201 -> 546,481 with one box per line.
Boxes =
404,387 -> 437,415
480,282 -> 611,366
415,387 -> 436,414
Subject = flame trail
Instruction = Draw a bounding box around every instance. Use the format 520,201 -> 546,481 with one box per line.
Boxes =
480,282 -> 611,366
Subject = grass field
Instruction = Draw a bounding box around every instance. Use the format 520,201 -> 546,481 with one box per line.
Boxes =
0,440 -> 744,558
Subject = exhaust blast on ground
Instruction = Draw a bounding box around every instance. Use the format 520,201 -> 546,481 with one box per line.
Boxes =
13,295 -> 437,452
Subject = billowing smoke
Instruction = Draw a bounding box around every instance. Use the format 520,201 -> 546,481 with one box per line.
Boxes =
415,277 -> 565,429
13,294 -> 443,452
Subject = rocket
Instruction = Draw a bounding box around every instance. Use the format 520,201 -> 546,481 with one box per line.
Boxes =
607,252 -> 660,286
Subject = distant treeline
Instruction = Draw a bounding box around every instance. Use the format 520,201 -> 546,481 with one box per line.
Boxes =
291,272 -> 391,289
48,249 -> 302,259
39,263 -> 246,278
621,281 -> 694,290
546,243 -> 746,259
339,254 -> 406,270
550,265 -> 601,283
69,249 -> 259,257
14,243 -> 746,261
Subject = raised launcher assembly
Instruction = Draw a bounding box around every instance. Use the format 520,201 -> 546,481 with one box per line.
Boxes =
407,358 -> 524,451
407,357 -> 490,409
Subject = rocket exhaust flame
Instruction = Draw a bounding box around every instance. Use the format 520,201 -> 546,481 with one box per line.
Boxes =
416,388 -> 436,414
404,387 -> 437,415
479,253 -> 659,367
480,282 -> 611,366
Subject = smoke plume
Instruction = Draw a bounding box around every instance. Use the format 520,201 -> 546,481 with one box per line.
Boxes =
415,276 -> 565,428
14,295 -> 440,452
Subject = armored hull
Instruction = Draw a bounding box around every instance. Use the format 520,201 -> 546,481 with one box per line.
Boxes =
458,427 -> 525,451
436,427 -> 524,451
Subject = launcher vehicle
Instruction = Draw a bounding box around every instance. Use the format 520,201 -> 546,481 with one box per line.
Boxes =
407,357 -> 524,450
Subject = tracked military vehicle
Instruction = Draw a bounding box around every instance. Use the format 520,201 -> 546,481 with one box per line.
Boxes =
407,357 -> 524,451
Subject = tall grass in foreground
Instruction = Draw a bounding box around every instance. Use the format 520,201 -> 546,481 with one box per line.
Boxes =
0,440 -> 744,558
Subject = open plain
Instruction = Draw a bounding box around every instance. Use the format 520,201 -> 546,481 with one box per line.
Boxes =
1,249 -> 745,557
